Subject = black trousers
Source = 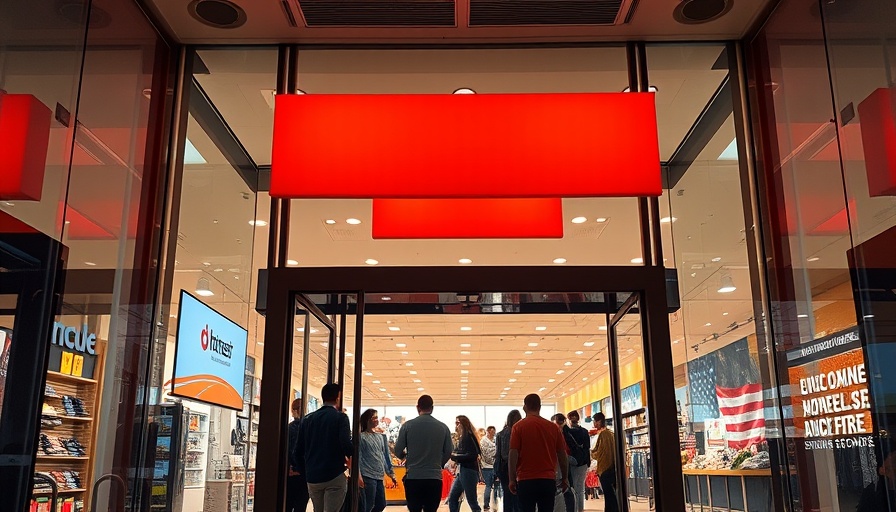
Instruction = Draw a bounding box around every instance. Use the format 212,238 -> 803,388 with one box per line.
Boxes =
517,479 -> 555,512
598,469 -> 619,512
287,475 -> 309,512
403,478 -> 442,512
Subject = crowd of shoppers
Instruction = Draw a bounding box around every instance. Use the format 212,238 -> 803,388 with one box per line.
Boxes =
289,388 -> 618,512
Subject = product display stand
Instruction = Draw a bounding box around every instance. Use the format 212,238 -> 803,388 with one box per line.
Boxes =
621,408 -> 652,504
32,348 -> 105,512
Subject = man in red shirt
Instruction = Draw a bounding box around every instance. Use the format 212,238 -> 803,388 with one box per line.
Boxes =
508,394 -> 569,512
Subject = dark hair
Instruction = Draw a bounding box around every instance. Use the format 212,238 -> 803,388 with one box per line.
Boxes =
456,415 -> 480,442
321,383 -> 340,403
506,409 -> 522,429
360,408 -> 378,432
567,410 -> 580,421
487,426 -> 496,431
291,398 -> 302,415
417,394 -> 434,411
593,412 -> 606,426
552,413 -> 566,424
523,393 -> 541,412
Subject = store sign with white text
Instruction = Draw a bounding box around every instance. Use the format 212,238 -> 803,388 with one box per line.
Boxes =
787,328 -> 874,451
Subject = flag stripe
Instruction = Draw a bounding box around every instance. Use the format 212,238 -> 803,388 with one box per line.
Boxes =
716,383 -> 766,449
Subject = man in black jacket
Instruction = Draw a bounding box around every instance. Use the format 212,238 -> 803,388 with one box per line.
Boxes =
287,398 -> 309,512
294,383 -> 353,512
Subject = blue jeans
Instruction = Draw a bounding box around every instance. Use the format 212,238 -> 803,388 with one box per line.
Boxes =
448,466 -> 481,512
569,464 -> 588,512
362,476 -> 385,512
481,468 -> 495,508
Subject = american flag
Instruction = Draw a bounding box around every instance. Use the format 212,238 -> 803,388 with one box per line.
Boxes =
687,338 -> 765,450
714,339 -> 765,449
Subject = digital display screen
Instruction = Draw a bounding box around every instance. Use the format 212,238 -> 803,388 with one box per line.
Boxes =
171,291 -> 248,410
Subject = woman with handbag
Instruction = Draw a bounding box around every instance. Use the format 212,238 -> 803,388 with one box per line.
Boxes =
447,415 -> 483,512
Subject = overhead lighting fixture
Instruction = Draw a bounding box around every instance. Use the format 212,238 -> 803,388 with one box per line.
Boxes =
509,378 -> 517,382
599,326 -> 607,331
584,342 -> 595,347
712,257 -> 722,262
287,259 -> 298,266
461,361 -> 470,366
864,314 -> 875,319
405,362 -> 414,367
249,219 -> 267,227
372,380 -> 380,384
631,257 -> 644,264
595,217 -> 608,223
84,261 -> 97,266
571,216 -> 587,224
622,85 -> 659,93
528,342 -> 539,347
718,275 -> 737,293
413,379 -> 421,383
461,370 -> 469,374
453,88 -> 476,94
556,370 -> 565,375
539,387 -> 547,392
396,343 -> 406,348
704,322 -> 712,327
365,259 -> 379,265
807,256 -> 820,262
553,258 -> 567,264
460,350 -> 470,355
535,326 -> 547,331
564,361 -> 572,366
460,326 -> 472,331
460,343 -> 471,348
346,218 -> 362,225
389,326 -> 401,332
514,370 -> 523,374
797,314 -> 809,318
575,351 -> 584,355
459,258 -> 473,264
548,379 -> 556,383
660,216 -> 677,223
409,370 -> 417,374
325,219 -> 337,225
195,277 -> 214,297
381,296 -> 392,301
524,351 -> 533,355
365,372 -> 374,376
417,387 -> 425,391
379,388 -> 387,392
518,361 -> 527,366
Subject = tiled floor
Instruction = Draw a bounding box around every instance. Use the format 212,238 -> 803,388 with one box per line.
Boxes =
416,486 -> 653,512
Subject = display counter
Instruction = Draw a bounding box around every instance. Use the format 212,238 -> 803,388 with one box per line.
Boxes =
682,468 -> 772,512
385,466 -> 407,505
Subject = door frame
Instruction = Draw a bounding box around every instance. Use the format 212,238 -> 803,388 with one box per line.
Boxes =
255,264 -> 684,512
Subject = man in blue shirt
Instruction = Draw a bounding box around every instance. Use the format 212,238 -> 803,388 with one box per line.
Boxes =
295,383 -> 353,512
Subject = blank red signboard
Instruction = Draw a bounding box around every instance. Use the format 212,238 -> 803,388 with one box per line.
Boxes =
270,93 -> 661,199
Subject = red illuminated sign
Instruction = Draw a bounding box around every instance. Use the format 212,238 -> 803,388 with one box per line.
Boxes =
0,93 -> 51,201
858,87 -> 896,197
372,198 -> 563,239
270,93 -> 661,199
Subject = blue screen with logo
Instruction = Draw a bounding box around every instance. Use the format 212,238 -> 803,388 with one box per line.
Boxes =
172,291 -> 248,410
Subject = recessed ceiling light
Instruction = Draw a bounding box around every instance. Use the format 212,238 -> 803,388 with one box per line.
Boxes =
711,257 -> 722,262
518,361 -> 526,366
660,217 -> 677,223
346,218 -> 362,225
631,257 -> 643,264
603,362 -> 609,366
453,87 -> 476,94
287,259 -> 299,266
365,259 -> 379,265
325,219 -> 337,225
535,326 -> 547,331
571,217 -> 587,224
807,256 -> 820,262
599,326 -> 607,331
461,369 -> 469,374
413,379 -> 421,383
460,326 -> 472,331
556,370 -> 565,375
595,217 -> 607,223
864,314 -> 875,319
514,370 -> 522,374
346,352 -> 353,357
249,219 -> 267,227
524,351 -> 533,355
417,387 -> 425,391
365,372 -> 373,376
396,343 -> 406,348
553,258 -> 567,264
584,342 -> 595,347
548,379 -> 556,383
461,361 -> 470,366
389,327 -> 401,332
564,361 -> 572,366
409,370 -> 417,374
84,261 -> 97,266
583,377 -> 588,381
528,342 -> 539,347
459,258 -> 473,264
372,380 -> 380,384
509,378 -> 517,382
575,351 -> 584,355
797,314 -> 808,318
704,322 -> 712,327
405,362 -> 414,366
723,312 -> 729,316
401,351 -> 408,355
539,387 -> 547,391
381,296 -> 392,301
460,343 -> 471,348
379,388 -> 387,392
460,350 -> 470,355
504,387 -> 511,391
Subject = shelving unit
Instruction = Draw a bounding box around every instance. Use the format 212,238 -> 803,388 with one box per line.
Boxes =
184,411 -> 209,489
32,353 -> 104,512
620,408 -> 652,503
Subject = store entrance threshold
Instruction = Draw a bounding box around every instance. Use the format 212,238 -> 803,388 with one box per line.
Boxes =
253,265 -> 686,512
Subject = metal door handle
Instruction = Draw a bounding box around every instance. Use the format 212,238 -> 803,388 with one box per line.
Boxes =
90,473 -> 127,512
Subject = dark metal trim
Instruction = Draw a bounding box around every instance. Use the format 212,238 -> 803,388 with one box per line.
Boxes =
606,294 -> 630,512
349,292 -> 366,512
296,293 -> 337,330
